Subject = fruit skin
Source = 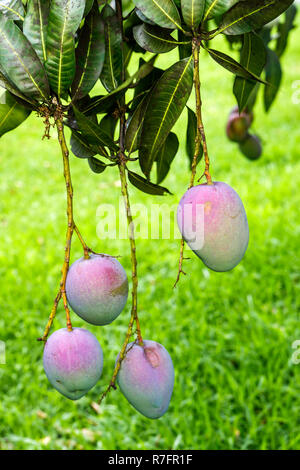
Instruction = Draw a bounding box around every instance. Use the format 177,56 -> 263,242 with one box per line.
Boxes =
239,133 -> 262,160
66,254 -> 129,326
226,107 -> 253,143
177,182 -> 249,272
117,340 -> 174,419
43,328 -> 103,400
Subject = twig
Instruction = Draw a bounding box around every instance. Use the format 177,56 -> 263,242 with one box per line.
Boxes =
174,39 -> 212,288
98,0 -> 143,404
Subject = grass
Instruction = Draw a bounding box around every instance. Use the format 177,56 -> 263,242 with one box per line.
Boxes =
0,25 -> 300,450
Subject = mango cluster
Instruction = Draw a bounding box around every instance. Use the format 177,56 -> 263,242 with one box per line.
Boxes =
43,254 -> 174,419
226,106 -> 262,160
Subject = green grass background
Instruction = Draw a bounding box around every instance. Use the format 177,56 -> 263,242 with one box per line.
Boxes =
0,25 -> 300,450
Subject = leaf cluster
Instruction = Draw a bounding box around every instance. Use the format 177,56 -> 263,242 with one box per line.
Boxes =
0,0 -> 297,193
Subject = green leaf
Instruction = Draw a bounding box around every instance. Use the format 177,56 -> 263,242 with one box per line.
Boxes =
132,0 -> 182,30
84,0 -> 94,17
99,114 -> 117,140
216,0 -> 295,36
186,106 -> 203,168
276,4 -> 297,58
0,0 -> 24,21
84,58 -> 157,115
0,90 -> 31,137
0,16 -> 50,101
73,106 -> 119,152
45,0 -> 85,99
71,7 -> 105,101
130,59 -> 163,112
178,29 -> 192,59
181,0 -> 205,30
127,170 -> 171,195
203,1 -> 239,21
133,23 -> 179,53
0,66 -> 36,105
125,93 -> 151,154
70,130 -> 97,159
264,47 -> 281,112
233,33 -> 266,111
23,0 -> 50,63
156,132 -> 179,184
139,56 -> 193,178
207,48 -> 267,83
100,4 -> 123,92
135,8 -> 156,25
88,156 -> 107,174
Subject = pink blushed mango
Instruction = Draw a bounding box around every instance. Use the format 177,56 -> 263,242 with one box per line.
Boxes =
66,254 -> 128,325
117,340 -> 174,419
177,182 -> 249,272
226,107 -> 253,142
239,134 -> 262,160
43,328 -> 103,400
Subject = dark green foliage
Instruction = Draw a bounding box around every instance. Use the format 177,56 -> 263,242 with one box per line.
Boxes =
45,0 -> 85,99
234,33 -> 267,111
186,107 -> 203,168
0,0 -> 296,190
0,90 -> 31,137
0,16 -> 50,102
139,57 -> 194,178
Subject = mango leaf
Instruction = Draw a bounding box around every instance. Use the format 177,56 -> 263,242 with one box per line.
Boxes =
71,130 -> 97,159
23,0 -> 50,64
127,170 -> 171,195
178,29 -> 192,59
135,9 -> 156,25
84,0 -> 94,17
276,4 -> 297,58
203,0 -> 239,21
45,0 -> 85,99
133,23 -> 179,53
186,106 -> 203,169
0,66 -> 36,105
71,7 -> 105,101
0,90 -> 31,137
0,0 -> 24,21
139,56 -> 193,178
181,0 -> 205,30
100,4 -> 123,92
84,58 -> 157,115
88,157 -> 107,174
207,48 -> 267,83
0,16 -> 50,102
73,106 -> 119,152
132,0 -> 182,30
216,0 -> 295,36
125,93 -> 151,154
156,132 -> 179,184
233,33 -> 266,112
99,114 -> 117,140
264,48 -> 281,112
130,59 -> 163,112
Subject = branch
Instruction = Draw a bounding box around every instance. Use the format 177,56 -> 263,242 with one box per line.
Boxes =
174,40 -> 212,288
98,0 -> 143,404
38,111 -> 90,341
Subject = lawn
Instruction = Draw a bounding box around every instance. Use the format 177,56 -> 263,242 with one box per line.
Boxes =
0,22 -> 300,450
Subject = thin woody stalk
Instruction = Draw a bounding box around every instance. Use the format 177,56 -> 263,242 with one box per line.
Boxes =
174,40 -> 212,288
39,115 -> 90,341
98,0 -> 143,404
